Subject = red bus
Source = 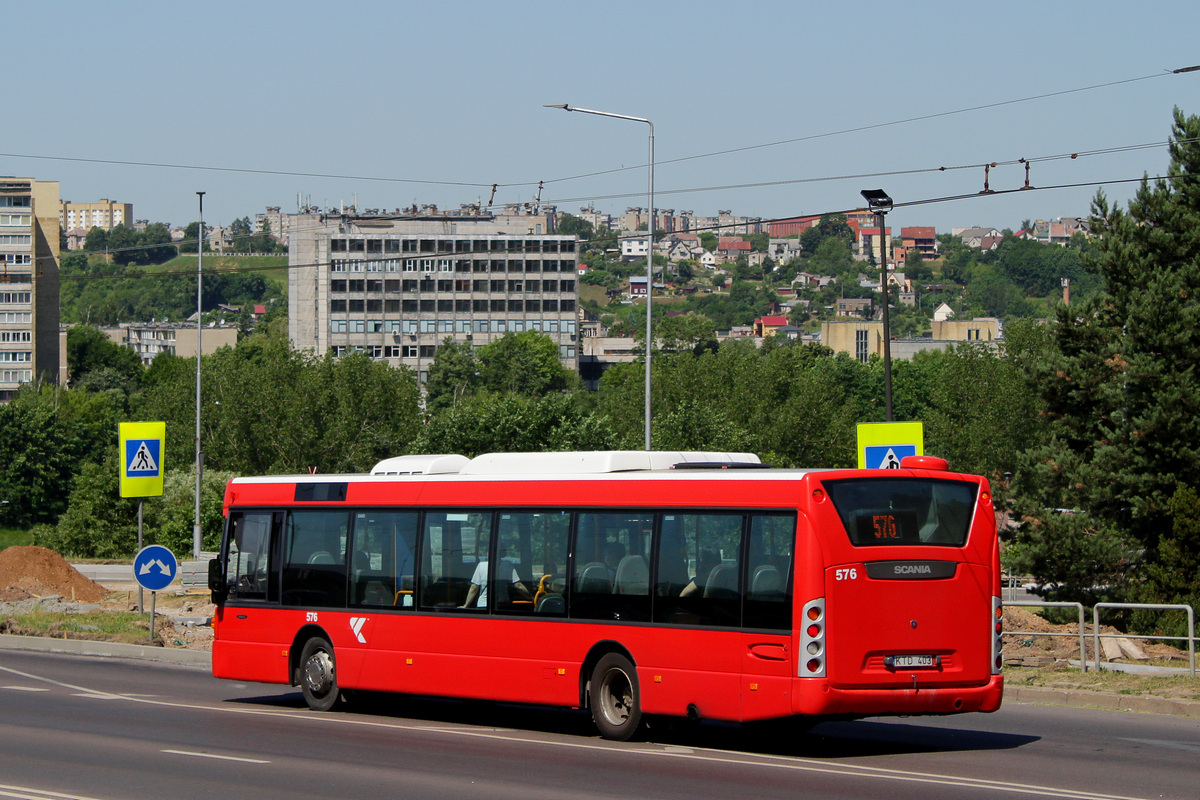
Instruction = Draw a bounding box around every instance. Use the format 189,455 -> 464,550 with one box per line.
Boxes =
208,450 -> 1003,740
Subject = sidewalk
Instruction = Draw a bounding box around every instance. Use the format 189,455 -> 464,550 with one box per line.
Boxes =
0,632 -> 210,667
1006,684 -> 1200,718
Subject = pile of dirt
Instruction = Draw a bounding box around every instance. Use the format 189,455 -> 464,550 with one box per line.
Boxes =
0,546 -> 109,603
1003,605 -> 1189,667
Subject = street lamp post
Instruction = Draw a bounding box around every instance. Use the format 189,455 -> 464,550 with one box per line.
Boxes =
861,189 -> 893,422
546,103 -> 654,450
194,191 -> 205,558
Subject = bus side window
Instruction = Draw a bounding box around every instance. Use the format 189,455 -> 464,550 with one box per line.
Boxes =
226,512 -> 276,602
281,510 -> 350,608
420,512 -> 492,610
653,513 -> 743,628
350,511 -> 418,609
572,512 -> 652,622
743,513 -> 794,631
494,511 -> 569,616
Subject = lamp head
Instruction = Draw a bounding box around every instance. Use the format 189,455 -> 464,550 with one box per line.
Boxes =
544,103 -> 570,110
860,189 -> 892,212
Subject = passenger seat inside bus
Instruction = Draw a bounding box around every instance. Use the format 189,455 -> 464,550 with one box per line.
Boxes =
576,562 -> 611,594
750,565 -> 783,600
703,564 -> 739,599
614,555 -> 649,595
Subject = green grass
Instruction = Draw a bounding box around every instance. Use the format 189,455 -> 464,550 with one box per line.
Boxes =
1005,666 -> 1200,701
0,610 -> 151,642
0,527 -> 33,551
155,254 -> 290,294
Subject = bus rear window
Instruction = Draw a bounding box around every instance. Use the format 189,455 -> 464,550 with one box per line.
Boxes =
823,478 -> 977,547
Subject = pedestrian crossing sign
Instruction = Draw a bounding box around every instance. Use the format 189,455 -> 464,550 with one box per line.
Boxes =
857,421 -> 924,470
119,422 -> 165,498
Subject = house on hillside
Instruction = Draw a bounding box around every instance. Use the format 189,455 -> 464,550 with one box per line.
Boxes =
954,227 -> 1002,250
753,315 -> 788,337
837,298 -> 874,319
717,238 -> 752,258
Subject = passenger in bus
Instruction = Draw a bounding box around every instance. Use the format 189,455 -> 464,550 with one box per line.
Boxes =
680,550 -> 720,597
460,557 -> 532,609
603,541 -> 626,583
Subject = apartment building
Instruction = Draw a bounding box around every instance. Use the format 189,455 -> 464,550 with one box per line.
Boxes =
288,209 -> 579,382
60,199 -> 132,239
101,322 -> 239,365
0,178 -> 60,400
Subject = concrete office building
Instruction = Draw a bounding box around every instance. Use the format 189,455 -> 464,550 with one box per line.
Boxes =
0,178 -> 60,401
288,209 -> 579,382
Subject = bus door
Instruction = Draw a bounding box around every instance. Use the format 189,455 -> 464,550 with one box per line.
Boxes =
818,476 -> 994,692
740,512 -> 796,721
213,510 -> 287,683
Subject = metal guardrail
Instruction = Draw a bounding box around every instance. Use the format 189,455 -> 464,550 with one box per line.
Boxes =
1093,602 -> 1196,678
1003,600 -> 1088,673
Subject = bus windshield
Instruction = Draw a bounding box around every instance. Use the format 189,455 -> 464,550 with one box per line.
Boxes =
824,478 -> 977,547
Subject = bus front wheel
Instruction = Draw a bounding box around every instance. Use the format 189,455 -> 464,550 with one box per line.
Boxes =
589,653 -> 642,741
298,636 -> 340,711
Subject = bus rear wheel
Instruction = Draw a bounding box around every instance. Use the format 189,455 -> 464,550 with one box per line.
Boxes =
298,636 -> 341,711
589,653 -> 642,741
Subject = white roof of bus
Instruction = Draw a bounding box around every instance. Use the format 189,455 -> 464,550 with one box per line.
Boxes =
458,450 -> 759,475
232,451 -> 768,483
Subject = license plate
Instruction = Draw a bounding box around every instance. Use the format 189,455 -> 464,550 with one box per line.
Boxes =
886,654 -> 938,669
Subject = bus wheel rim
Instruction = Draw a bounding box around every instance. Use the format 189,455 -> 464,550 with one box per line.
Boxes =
600,669 -> 632,725
304,650 -> 334,696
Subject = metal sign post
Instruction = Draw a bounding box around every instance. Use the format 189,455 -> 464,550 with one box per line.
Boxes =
133,545 -> 178,645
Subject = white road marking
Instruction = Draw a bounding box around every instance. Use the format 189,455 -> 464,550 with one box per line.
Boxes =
1,686 -> 49,692
0,783 -> 110,800
162,749 -> 270,764
0,662 -> 1170,800
1122,738 -> 1200,755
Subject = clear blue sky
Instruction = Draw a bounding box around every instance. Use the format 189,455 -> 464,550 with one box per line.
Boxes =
7,0 -> 1199,234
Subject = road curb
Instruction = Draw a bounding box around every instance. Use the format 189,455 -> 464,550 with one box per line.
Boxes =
1006,685 -> 1200,717
0,633 -> 210,668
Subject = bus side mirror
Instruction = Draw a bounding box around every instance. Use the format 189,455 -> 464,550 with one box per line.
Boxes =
208,557 -> 225,601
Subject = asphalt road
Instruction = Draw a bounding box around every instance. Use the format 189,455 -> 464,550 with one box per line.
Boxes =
1,649 -> 1198,800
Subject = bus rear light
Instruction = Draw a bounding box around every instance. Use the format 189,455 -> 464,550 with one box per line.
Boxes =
812,488 -> 825,502
800,598 -> 826,678
991,596 -> 1003,675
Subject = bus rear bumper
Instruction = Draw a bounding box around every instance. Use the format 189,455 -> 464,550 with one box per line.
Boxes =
794,674 -> 1003,717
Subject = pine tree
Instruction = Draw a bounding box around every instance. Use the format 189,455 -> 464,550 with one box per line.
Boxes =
1013,109 -> 1200,601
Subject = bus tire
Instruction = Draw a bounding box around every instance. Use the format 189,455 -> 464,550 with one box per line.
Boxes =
298,636 -> 340,711
589,653 -> 642,741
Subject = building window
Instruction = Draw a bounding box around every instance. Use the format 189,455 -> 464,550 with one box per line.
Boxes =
855,329 -> 869,363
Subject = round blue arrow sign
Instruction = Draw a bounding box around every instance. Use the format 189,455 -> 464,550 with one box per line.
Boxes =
133,544 -> 178,592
